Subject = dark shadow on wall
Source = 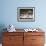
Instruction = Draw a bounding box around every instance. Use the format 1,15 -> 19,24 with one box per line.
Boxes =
0,24 -> 7,43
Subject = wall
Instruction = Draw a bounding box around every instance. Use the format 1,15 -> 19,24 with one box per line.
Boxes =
0,0 -> 46,29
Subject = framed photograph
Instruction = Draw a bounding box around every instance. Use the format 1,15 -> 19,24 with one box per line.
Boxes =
17,7 -> 35,22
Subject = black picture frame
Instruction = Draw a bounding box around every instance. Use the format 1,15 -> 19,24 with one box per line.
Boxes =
17,7 -> 35,22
